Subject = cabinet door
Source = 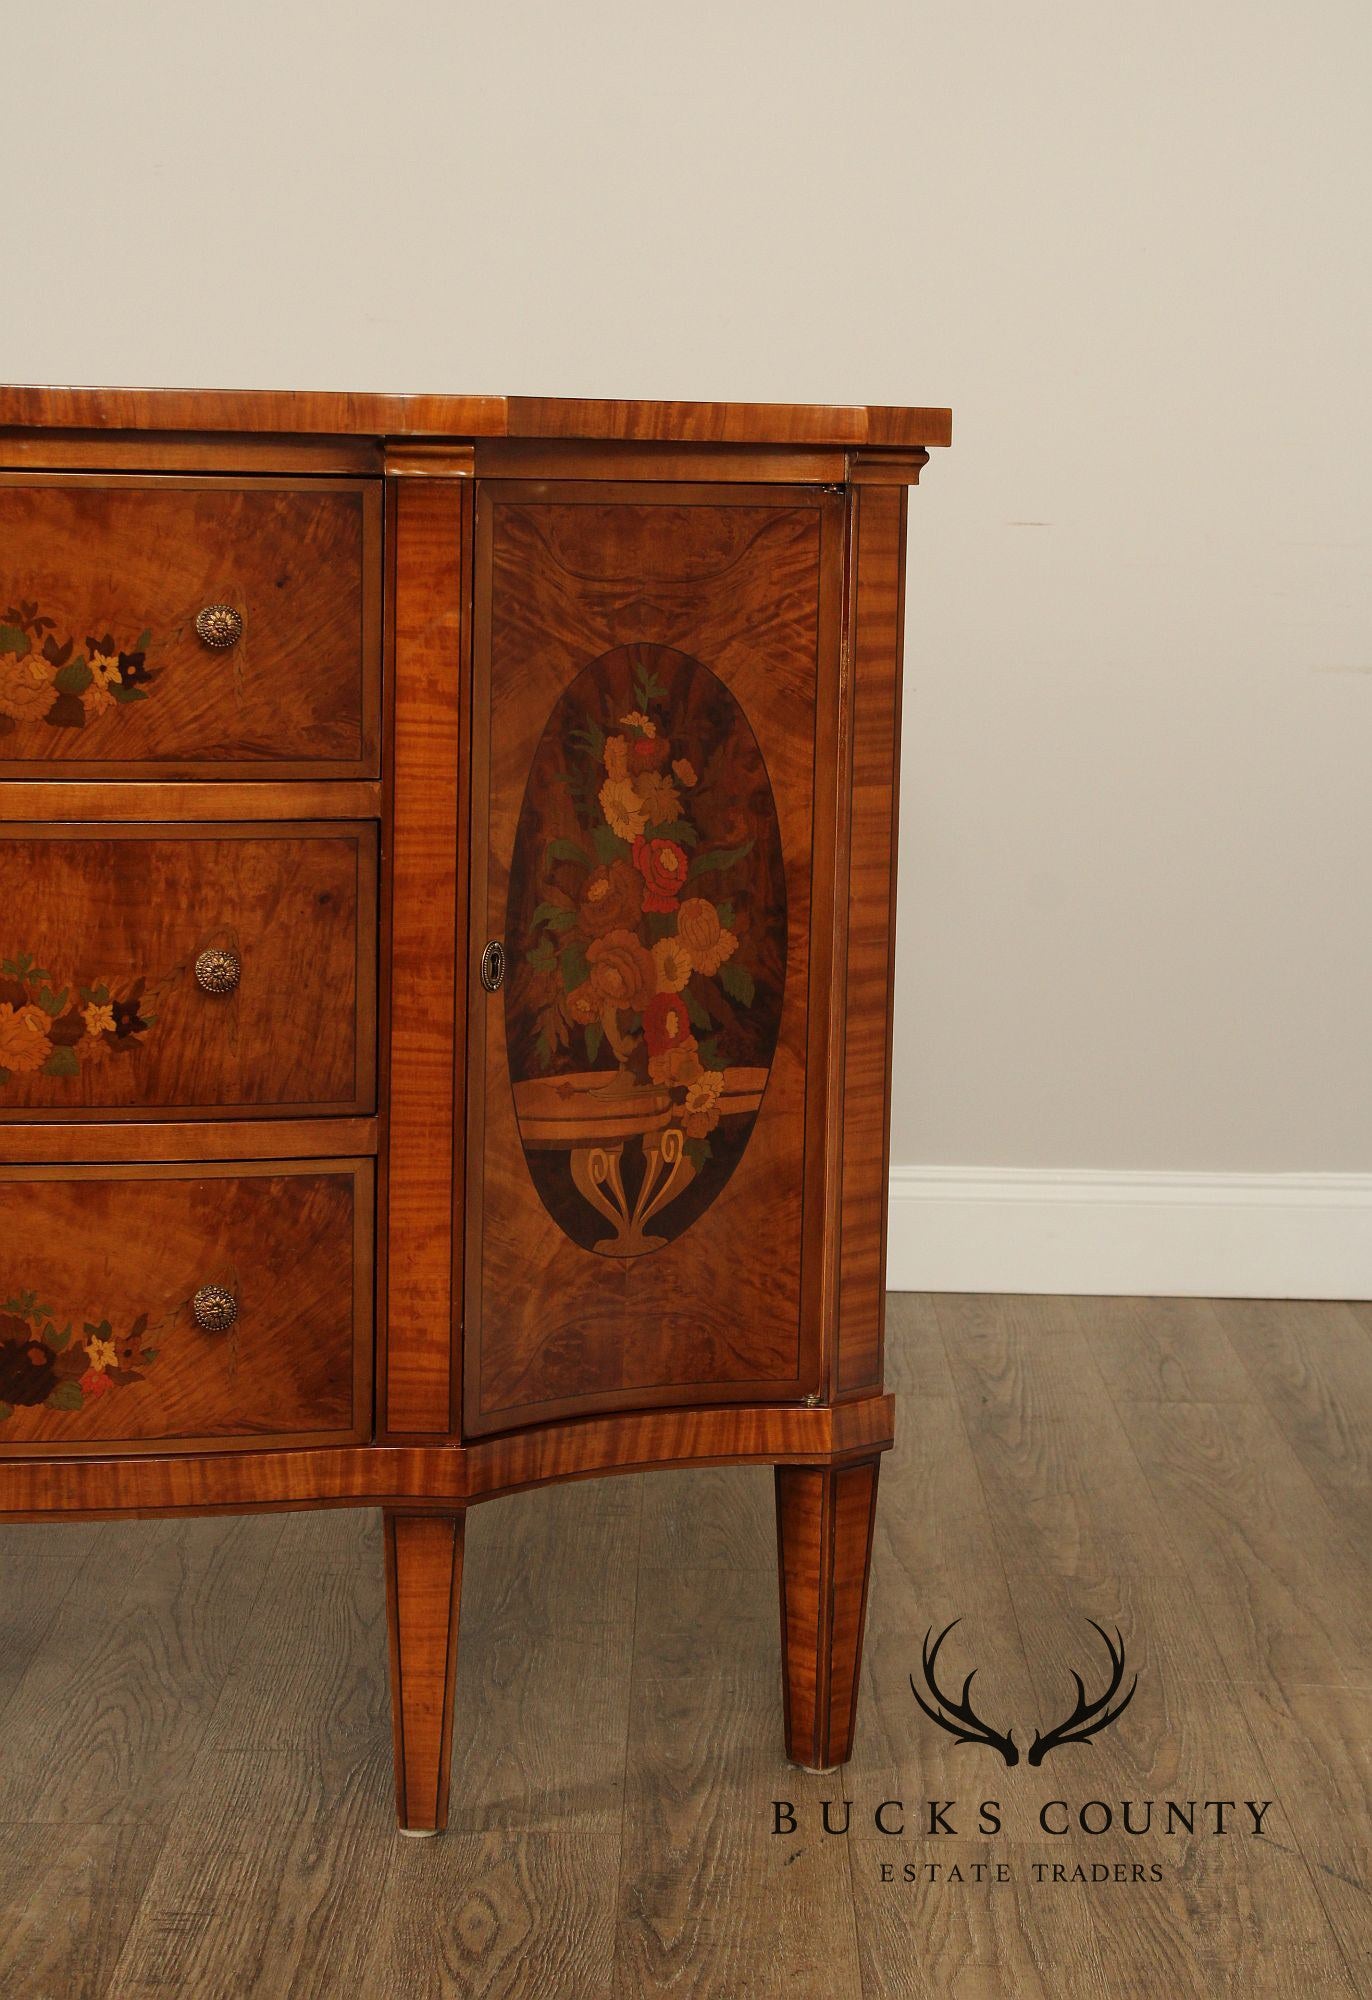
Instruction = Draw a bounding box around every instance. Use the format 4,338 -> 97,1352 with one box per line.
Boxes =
465,483 -> 842,1435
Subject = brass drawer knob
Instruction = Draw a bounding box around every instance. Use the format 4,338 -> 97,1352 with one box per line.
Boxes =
195,946 -> 241,995
195,603 -> 243,650
192,1284 -> 237,1332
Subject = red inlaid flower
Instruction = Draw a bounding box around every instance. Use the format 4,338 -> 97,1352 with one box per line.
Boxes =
79,1368 -> 112,1400
632,835 -> 689,913
628,734 -> 671,772
642,990 -> 693,1058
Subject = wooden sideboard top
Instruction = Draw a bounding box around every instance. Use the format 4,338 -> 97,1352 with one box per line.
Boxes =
0,383 -> 951,449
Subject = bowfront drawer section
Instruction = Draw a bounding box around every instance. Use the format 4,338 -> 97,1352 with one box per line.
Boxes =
0,822 -> 376,1119
0,1161 -> 371,1453
0,475 -> 380,776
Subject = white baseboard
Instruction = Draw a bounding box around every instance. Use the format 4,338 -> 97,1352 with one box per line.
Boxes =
886,1166 -> 1372,1299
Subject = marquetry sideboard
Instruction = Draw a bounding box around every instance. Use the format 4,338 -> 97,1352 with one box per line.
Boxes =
0,385 -> 949,1831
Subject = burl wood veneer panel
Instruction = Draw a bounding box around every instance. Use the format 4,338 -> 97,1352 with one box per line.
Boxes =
0,476 -> 380,777
0,1160 -> 371,1452
0,823 -> 375,1119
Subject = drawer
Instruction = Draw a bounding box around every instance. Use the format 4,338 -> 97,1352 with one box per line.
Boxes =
0,1160 -> 371,1452
0,475 -> 380,777
0,823 -> 376,1119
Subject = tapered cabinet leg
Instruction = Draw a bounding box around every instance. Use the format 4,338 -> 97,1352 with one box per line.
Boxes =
383,1510 -> 465,1834
774,1456 -> 881,1770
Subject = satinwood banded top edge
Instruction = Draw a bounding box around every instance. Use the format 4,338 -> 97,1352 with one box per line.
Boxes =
0,384 -> 952,449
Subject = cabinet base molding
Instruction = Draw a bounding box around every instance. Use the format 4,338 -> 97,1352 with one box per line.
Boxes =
0,1395 -> 895,1521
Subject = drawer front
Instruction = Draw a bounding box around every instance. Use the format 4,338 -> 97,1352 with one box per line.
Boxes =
0,476 -> 380,776
0,823 -> 376,1119
0,1161 -> 371,1452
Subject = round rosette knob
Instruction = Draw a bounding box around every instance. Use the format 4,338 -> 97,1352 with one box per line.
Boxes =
194,604 -> 243,650
192,1284 -> 238,1333
195,947 -> 241,996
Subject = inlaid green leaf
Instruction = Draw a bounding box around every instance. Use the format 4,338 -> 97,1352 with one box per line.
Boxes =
134,629 -> 151,652
584,1021 -> 603,1064
682,984 -> 711,1031
46,1322 -> 72,1352
684,1137 -> 714,1171
139,1347 -> 159,1362
719,960 -> 755,1007
53,659 -> 93,695
40,1045 -> 80,1077
715,901 -> 734,927
590,823 -> 628,864
651,818 -> 699,848
110,684 -> 148,704
0,623 -> 28,657
48,1381 -> 85,1412
559,942 -> 590,992
688,839 -> 754,879
35,985 -> 68,1017
547,837 -> 592,868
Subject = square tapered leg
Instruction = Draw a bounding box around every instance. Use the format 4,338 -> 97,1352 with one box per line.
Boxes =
384,1510 -> 465,1833
774,1457 -> 880,1770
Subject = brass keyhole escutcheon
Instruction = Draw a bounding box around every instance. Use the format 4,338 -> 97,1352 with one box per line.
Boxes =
480,940 -> 505,992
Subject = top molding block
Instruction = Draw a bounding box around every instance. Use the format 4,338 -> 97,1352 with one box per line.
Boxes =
0,385 -> 951,451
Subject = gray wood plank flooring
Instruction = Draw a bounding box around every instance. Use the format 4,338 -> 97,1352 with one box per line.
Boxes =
0,1294 -> 1366,1997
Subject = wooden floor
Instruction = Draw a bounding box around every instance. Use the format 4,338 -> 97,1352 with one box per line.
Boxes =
0,1295 -> 1367,1997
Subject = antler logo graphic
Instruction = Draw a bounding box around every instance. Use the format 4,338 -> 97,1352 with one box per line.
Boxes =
909,1620 -> 1020,1767
910,1617 -> 1137,1767
1027,1619 -> 1137,1765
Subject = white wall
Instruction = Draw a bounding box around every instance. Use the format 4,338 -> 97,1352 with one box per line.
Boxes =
5,2 -> 1370,1277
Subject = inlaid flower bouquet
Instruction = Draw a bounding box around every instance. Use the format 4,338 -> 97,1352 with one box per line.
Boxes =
506,644 -> 785,1257
0,601 -> 158,734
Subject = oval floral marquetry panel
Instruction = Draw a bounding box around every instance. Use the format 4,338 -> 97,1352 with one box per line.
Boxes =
505,643 -> 786,1258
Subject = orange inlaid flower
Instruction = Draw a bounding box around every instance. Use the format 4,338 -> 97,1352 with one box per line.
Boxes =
651,937 -> 692,993
562,979 -> 601,1027
672,757 -> 697,788
0,652 -> 56,722
82,1001 -> 116,1039
0,1001 -> 53,1073
599,776 -> 648,841
648,1042 -> 703,1088
636,771 -> 681,825
579,860 -> 643,938
676,897 -> 739,976
682,1067 -> 725,1137
585,929 -> 655,1014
